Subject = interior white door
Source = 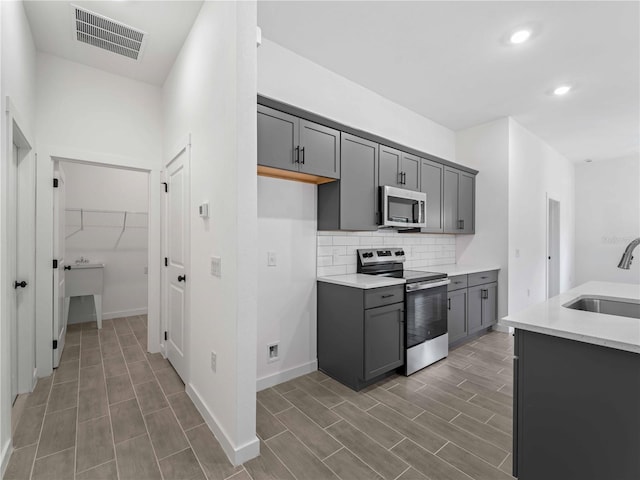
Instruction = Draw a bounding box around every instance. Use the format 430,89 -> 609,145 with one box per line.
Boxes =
52,163 -> 66,367
548,199 -> 561,298
10,143 -> 19,404
164,146 -> 189,380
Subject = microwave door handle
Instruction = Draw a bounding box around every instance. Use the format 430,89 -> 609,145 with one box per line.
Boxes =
418,200 -> 424,225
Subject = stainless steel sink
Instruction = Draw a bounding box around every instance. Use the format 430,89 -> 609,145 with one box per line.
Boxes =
563,296 -> 640,319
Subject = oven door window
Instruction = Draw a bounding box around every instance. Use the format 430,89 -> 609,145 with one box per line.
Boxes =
406,285 -> 447,347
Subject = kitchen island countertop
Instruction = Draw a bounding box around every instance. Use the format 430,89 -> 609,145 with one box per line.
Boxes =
500,281 -> 640,353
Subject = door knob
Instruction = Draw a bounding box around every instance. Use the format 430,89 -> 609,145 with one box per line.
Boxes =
177,275 -> 186,282
14,281 -> 27,289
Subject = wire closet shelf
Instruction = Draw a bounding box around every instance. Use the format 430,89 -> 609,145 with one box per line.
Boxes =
65,208 -> 148,249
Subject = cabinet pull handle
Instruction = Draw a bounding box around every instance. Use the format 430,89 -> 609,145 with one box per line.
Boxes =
381,294 -> 394,298
398,172 -> 403,185
481,289 -> 488,299
294,146 -> 300,164
301,147 -> 305,164
402,172 -> 406,184
481,276 -> 488,279
448,298 -> 451,310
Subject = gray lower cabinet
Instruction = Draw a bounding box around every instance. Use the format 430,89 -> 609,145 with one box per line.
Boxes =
258,105 -> 340,178
379,145 -> 420,192
447,271 -> 497,346
420,158 -> 444,233
513,329 -> 640,480
444,166 -> 475,234
318,281 -> 404,391
447,288 -> 468,343
318,133 -> 379,231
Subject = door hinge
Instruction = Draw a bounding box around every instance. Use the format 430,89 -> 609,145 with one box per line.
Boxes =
164,331 -> 168,341
53,259 -> 58,269
53,340 -> 58,350
164,257 -> 168,267
162,182 -> 168,193
53,178 -> 59,188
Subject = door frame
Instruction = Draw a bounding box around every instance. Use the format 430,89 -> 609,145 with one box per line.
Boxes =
35,146 -> 162,378
161,135 -> 191,383
546,195 -> 561,299
2,97 -> 36,405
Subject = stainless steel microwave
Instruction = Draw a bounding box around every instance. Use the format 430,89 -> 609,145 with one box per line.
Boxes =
380,185 -> 427,229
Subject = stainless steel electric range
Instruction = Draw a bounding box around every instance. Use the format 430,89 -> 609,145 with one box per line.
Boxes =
357,248 -> 450,375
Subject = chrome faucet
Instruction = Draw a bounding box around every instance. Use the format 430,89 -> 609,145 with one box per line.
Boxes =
617,237 -> 640,269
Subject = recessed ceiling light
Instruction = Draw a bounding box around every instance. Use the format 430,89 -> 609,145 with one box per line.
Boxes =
510,30 -> 531,44
553,85 -> 572,96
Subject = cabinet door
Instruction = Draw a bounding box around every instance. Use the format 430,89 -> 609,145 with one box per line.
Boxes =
340,134 -> 379,230
401,152 -> 421,192
420,159 -> 444,233
378,145 -> 402,187
447,289 -> 467,344
299,119 -> 341,179
257,105 -> 299,172
481,282 -> 498,327
443,167 -> 459,233
467,284 -> 484,334
364,303 -> 405,380
458,172 -> 475,233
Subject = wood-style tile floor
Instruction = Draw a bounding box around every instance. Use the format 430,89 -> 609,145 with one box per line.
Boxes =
6,322 -> 515,480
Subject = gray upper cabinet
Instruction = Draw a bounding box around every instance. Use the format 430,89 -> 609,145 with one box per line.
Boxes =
257,105 -> 298,172
420,158 -> 444,233
319,133 -> 379,231
299,119 -> 340,178
444,166 -> 475,234
378,145 -> 420,192
258,105 -> 340,179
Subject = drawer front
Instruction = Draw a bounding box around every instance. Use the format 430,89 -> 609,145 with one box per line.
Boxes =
364,285 -> 404,309
448,275 -> 468,291
468,270 -> 498,287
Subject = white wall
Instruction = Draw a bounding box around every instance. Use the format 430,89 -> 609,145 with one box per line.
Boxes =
63,162 -> 149,320
0,0 -> 37,473
35,53 -> 163,379
258,38 -> 456,161
162,1 -> 258,465
456,118 -> 510,320
575,155 -> 640,284
257,177 -> 317,390
508,119 -> 575,314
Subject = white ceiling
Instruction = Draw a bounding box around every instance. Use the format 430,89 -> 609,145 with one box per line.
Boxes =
23,0 -> 203,86
258,1 -> 639,163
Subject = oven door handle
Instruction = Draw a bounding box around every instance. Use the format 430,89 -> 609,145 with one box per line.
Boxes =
405,279 -> 450,292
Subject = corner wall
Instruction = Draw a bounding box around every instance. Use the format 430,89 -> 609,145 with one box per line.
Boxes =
575,155 -> 640,284
162,1 -> 258,465
0,0 -> 37,473
455,118 -> 510,321
508,119 -> 575,314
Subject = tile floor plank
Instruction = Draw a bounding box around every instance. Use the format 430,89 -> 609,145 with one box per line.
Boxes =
323,447 -> 384,480
155,367 -> 185,396
134,380 -> 169,414
266,431 -> 339,480
244,440 -> 295,480
159,448 -> 206,480
76,461 -> 119,480
436,442 -> 513,480
331,402 -> 404,449
452,413 -> 512,451
36,407 -> 77,458
106,373 -> 135,405
3,444 -> 36,480
168,391 -> 205,431
12,404 -> 46,448
391,438 -> 473,480
186,424 -> 243,479
76,415 -> 115,473
78,382 -> 109,422
326,420 -> 408,480
145,407 -> 189,459
110,398 -> 146,444
32,447 -> 75,480
115,434 -> 162,480
275,406 -> 342,459
256,401 -> 287,441
282,388 -> 340,428
257,388 -> 293,414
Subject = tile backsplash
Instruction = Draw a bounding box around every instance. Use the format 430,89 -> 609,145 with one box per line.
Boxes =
317,231 -> 456,276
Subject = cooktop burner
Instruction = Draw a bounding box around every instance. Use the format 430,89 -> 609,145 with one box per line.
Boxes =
356,248 -> 447,283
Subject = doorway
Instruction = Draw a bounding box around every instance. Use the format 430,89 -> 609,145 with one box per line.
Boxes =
547,198 -> 561,298
54,161 -> 150,351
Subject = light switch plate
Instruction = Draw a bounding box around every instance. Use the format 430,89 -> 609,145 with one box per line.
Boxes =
267,251 -> 277,266
211,256 -> 222,277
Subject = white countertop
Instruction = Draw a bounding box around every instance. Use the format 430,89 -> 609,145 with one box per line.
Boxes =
415,264 -> 501,276
317,274 -> 406,289
500,281 -> 640,354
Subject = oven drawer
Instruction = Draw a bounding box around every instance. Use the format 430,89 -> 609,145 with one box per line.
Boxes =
448,275 -> 467,291
364,285 -> 404,309
468,270 -> 498,287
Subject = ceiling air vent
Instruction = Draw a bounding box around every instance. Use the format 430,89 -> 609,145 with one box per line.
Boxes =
72,5 -> 147,61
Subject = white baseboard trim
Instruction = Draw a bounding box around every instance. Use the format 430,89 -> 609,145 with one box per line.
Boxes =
1,439 -> 12,478
256,360 -> 318,392
103,308 -> 148,320
492,324 -> 511,334
186,384 -> 259,466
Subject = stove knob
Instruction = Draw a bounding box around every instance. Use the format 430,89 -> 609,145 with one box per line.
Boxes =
396,250 -> 405,256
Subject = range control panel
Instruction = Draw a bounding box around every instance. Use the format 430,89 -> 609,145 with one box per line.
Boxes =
357,248 -> 406,265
